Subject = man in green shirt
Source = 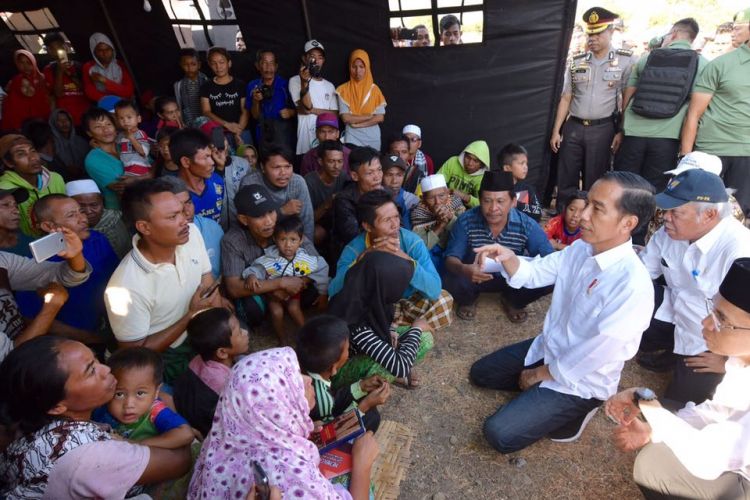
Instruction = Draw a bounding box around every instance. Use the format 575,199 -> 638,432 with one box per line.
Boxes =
681,8 -> 750,218
614,18 -> 706,191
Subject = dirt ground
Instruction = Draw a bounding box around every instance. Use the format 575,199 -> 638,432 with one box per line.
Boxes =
380,293 -> 669,500
248,292 -> 668,500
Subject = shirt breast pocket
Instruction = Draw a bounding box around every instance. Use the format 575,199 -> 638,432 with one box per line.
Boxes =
572,69 -> 590,84
603,69 -> 623,82
569,287 -> 605,326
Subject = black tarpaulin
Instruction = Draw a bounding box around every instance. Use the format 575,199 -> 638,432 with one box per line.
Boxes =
0,0 -> 577,194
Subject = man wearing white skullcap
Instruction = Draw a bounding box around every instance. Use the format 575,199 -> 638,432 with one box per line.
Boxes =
65,179 -> 130,258
410,174 -> 465,272
402,124 -> 435,188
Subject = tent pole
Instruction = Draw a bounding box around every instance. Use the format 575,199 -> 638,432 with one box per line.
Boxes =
300,0 -> 312,39
96,0 -> 141,96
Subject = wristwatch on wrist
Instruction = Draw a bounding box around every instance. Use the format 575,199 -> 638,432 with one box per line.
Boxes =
632,387 -> 657,405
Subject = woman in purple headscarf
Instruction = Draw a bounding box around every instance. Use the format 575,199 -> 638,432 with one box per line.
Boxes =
188,347 -> 379,500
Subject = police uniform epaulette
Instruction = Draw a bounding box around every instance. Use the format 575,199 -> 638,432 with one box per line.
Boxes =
615,48 -> 633,56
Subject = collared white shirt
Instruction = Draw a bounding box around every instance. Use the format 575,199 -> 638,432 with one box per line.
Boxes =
643,357 -> 750,481
640,217 -> 750,355
105,223 -> 211,348
508,239 -> 654,400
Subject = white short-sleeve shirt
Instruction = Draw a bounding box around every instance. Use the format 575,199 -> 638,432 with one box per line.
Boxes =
289,75 -> 338,155
105,223 -> 211,348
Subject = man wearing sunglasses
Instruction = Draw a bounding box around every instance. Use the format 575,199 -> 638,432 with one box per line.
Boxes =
606,258 -> 750,499
637,165 -> 750,405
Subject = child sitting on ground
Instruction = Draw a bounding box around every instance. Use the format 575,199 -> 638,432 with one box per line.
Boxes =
93,347 -> 194,448
499,142 -> 542,222
296,315 -> 390,432
545,190 -> 587,250
114,99 -> 153,177
173,307 -> 249,436
242,216 -> 329,345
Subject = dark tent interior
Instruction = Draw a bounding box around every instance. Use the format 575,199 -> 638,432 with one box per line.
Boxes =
0,0 -> 577,194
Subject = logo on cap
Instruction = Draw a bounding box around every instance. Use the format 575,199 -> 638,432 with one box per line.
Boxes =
253,192 -> 266,203
389,155 -> 398,162
589,10 -> 599,23
667,179 -> 680,191
311,40 -> 319,47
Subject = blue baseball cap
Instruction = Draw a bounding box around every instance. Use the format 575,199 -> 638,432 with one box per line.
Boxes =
654,169 -> 728,209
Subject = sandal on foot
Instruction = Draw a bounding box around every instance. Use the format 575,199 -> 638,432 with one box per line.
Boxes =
501,297 -> 528,324
456,303 -> 477,321
394,370 -> 421,390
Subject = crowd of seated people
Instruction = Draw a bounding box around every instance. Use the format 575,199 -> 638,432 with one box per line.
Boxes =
2,7 -> 750,497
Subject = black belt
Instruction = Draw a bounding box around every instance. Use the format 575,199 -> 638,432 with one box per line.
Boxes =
569,116 -> 614,126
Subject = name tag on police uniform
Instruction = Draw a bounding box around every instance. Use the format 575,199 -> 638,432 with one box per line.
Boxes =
602,67 -> 622,81
572,67 -> 590,83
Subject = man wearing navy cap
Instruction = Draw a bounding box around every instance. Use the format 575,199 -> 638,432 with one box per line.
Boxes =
550,7 -> 637,202
607,258 -> 750,499
637,167 -> 750,405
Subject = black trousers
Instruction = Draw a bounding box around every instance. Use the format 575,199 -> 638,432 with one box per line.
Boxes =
720,155 -> 750,217
640,282 -> 723,405
557,119 -> 615,199
614,136 -> 680,191
441,268 -> 552,309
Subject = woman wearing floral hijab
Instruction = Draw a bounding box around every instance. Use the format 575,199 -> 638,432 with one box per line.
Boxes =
1,50 -> 51,131
82,33 -> 134,102
336,49 -> 386,150
188,347 -> 379,500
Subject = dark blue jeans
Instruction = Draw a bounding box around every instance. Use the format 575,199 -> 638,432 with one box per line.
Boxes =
470,337 -> 601,453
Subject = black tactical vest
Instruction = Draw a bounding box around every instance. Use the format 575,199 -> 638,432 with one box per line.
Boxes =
630,48 -> 699,119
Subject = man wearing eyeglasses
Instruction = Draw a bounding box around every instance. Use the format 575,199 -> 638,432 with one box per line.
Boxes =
637,165 -> 750,405
606,258 -> 750,499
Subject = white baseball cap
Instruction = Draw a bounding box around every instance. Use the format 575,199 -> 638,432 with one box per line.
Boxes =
402,124 -> 422,138
665,151 -> 722,177
65,179 -> 101,197
304,39 -> 325,54
421,174 -> 447,193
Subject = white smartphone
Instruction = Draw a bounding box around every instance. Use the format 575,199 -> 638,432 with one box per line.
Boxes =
29,232 -> 66,263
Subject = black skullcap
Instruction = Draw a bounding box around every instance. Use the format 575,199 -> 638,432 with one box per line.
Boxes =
719,258 -> 750,314
479,170 -> 515,194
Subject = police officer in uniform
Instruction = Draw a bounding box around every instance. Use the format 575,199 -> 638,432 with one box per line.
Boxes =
550,7 -> 637,200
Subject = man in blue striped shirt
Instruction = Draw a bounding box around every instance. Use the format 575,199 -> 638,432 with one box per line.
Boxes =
442,170 -> 553,322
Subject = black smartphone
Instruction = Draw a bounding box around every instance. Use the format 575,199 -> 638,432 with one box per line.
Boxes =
211,126 -> 226,150
201,276 -> 222,299
398,28 -> 418,40
252,461 -> 270,500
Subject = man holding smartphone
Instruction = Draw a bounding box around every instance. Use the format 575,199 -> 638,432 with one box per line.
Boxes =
104,179 -> 227,383
42,32 -> 91,127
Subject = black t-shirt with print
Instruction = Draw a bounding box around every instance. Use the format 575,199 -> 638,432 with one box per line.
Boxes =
199,78 -> 246,124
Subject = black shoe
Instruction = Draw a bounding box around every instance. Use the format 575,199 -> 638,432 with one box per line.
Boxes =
636,350 -> 677,373
548,407 -> 599,443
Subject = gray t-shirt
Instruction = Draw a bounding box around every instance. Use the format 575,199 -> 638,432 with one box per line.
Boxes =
339,100 -> 385,150
238,169 -> 315,241
304,171 -> 349,210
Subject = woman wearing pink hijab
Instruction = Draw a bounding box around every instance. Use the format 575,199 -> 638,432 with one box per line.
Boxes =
1,50 -> 51,131
188,347 -> 379,500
